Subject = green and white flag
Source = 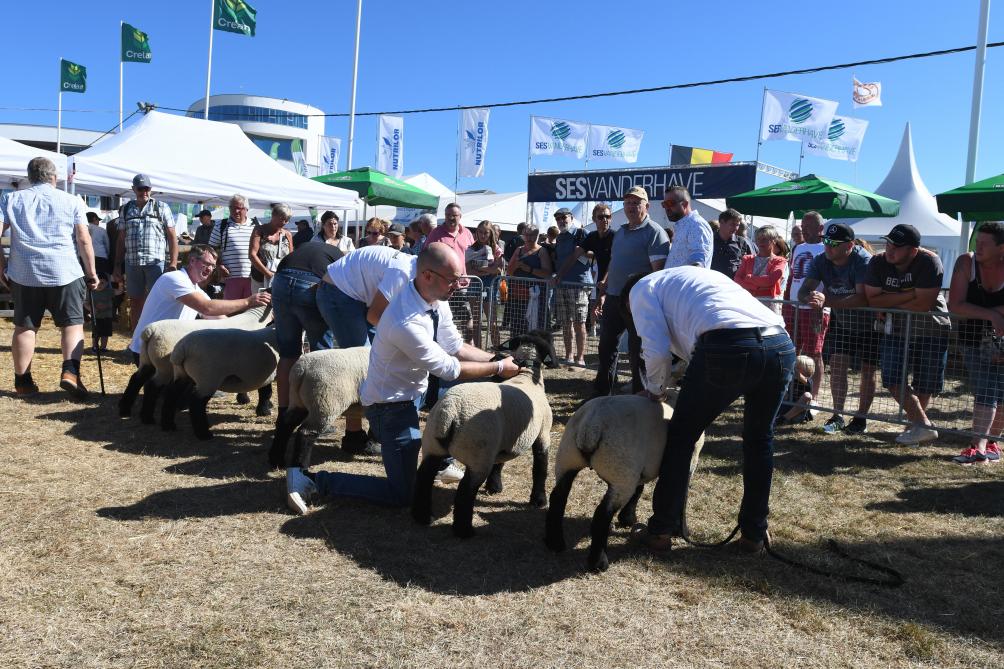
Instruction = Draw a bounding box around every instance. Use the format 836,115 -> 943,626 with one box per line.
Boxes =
214,0 -> 257,37
60,59 -> 86,93
291,138 -> 307,176
121,23 -> 152,62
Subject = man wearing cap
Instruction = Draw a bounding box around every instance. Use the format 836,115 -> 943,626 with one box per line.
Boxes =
550,207 -> 591,364
291,219 -> 314,247
114,174 -> 178,331
592,186 -> 670,396
710,208 -> 754,278
0,157 -> 98,398
190,209 -> 214,246
663,185 -> 713,270
386,222 -> 408,251
798,222 -> 878,434
865,224 -> 951,445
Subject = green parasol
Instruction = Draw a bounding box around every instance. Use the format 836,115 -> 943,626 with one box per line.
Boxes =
935,171 -> 1004,222
312,167 -> 439,210
725,173 -> 900,219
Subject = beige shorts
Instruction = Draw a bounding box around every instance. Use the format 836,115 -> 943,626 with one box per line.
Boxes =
556,286 -> 590,323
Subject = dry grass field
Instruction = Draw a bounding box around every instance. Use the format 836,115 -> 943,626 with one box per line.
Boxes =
1,319 -> 1002,668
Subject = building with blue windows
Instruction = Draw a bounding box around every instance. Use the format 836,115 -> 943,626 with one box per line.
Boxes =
186,94 -> 327,176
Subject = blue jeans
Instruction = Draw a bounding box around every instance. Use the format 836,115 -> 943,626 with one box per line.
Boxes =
648,330 -> 796,541
316,281 -> 374,348
879,335 -> 948,395
271,269 -> 330,357
313,401 -> 421,507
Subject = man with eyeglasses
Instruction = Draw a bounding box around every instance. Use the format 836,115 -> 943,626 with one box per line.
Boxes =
427,203 -> 475,263
127,244 -> 270,366
287,243 -> 521,514
797,223 -> 877,435
208,193 -> 256,301
592,187 -> 669,396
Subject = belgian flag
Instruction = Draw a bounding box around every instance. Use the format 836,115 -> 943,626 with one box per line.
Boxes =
670,145 -> 733,166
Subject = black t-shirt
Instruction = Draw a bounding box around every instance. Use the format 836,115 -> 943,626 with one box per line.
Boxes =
711,234 -> 754,278
503,234 -> 523,262
582,230 -> 615,281
864,249 -> 951,336
292,229 -> 314,247
276,241 -> 343,277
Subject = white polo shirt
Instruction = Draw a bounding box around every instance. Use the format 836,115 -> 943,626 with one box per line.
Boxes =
128,269 -> 206,353
326,245 -> 416,305
360,281 -> 463,406
629,266 -> 784,395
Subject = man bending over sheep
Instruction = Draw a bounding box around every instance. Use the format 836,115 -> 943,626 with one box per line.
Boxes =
286,243 -> 522,513
127,244 -> 270,364
623,266 -> 795,554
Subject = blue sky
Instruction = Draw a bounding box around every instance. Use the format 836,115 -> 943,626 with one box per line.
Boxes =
3,1 -> 1002,197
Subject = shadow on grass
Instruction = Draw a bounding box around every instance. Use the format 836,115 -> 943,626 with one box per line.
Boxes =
97,479 -> 282,520
866,480 -> 1004,517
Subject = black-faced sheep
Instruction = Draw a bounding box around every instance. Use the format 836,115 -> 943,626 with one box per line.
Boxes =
411,331 -> 559,538
544,393 -> 705,572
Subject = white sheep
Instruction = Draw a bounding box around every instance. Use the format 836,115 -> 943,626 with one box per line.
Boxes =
118,305 -> 271,424
544,393 -> 705,572
411,331 -> 559,538
162,326 -> 280,440
268,346 -> 370,469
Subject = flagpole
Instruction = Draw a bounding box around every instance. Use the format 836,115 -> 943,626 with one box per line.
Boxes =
753,87 -> 766,186
454,108 -> 461,196
204,0 -> 215,120
346,0 -> 362,169
960,0 -> 991,254
56,57 -> 63,154
526,115 -> 533,225
797,143 -> 805,177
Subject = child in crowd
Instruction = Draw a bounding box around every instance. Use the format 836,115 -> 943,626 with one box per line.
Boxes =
776,355 -> 816,425
90,272 -> 116,352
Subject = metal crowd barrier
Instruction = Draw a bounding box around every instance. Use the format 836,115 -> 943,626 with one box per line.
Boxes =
446,275 -> 486,347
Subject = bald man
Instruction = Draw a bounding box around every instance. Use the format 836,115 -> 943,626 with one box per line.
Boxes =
287,242 -> 522,513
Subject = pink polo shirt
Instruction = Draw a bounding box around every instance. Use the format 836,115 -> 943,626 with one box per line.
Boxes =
426,224 -> 475,264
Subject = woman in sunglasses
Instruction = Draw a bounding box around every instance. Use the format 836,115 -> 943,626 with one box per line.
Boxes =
359,217 -> 390,248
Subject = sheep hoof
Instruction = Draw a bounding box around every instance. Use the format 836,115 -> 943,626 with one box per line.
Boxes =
194,430 -> 213,441
235,392 -> 251,405
484,479 -> 503,495
544,534 -> 566,553
587,553 -> 610,573
529,492 -> 547,509
255,401 -> 274,417
117,404 -> 131,418
452,525 -> 476,539
616,513 -> 637,528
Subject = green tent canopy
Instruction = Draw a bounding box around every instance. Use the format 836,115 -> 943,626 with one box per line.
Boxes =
725,173 -> 900,219
312,167 -> 439,210
935,171 -> 1004,222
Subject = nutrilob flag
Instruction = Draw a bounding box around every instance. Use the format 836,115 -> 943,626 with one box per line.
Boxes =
760,90 -> 839,144
377,114 -> 404,178
60,59 -> 86,93
319,136 -> 341,175
121,23 -> 152,62
803,116 -> 869,163
530,116 -> 588,159
670,145 -> 733,165
588,124 -> 643,164
214,0 -> 257,37
459,108 -> 490,178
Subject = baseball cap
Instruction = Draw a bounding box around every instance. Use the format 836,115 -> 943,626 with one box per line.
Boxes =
85,211 -> 101,223
386,222 -> 406,236
881,223 -> 921,248
624,186 -> 649,202
197,209 -> 213,218
132,173 -> 152,189
822,222 -> 854,243
554,207 -> 572,217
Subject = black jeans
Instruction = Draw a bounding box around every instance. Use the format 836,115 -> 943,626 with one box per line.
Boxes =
648,330 -> 796,541
592,294 -> 643,396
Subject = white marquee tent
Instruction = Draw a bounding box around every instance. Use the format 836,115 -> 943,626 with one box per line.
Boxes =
843,123 -> 962,287
71,111 -> 358,210
0,137 -> 68,184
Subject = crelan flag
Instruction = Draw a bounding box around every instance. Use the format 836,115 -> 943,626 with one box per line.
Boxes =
377,115 -> 404,178
803,116 -> 869,163
670,145 -> 732,165
459,108 -> 490,178
760,90 -> 839,144
588,124 -> 643,164
853,77 -> 882,108
121,23 -> 152,62
60,59 -> 86,93
530,116 -> 588,159
214,0 -> 257,37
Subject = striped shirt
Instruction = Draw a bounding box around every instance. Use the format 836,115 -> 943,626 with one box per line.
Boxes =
209,218 -> 255,279
120,198 -> 174,266
0,183 -> 86,287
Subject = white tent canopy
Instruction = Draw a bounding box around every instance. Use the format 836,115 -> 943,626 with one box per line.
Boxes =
71,111 -> 358,210
844,123 -> 962,286
0,137 -> 68,184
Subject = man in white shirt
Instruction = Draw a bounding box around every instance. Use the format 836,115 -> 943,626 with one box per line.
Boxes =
624,267 -> 795,554
662,186 -> 713,269
287,243 -> 521,513
783,210 -> 828,402
128,244 -> 271,361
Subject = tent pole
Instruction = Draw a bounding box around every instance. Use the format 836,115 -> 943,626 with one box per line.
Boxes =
961,0 -> 991,254
346,0 -> 362,169
204,0 -> 214,120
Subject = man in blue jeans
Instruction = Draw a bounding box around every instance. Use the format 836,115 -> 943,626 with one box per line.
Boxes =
286,243 -> 521,513
623,266 -> 795,553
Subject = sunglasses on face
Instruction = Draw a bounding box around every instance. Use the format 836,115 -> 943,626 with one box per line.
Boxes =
595,214 -> 612,220
822,238 -> 847,247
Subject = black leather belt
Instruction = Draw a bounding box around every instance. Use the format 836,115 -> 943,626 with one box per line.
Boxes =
698,325 -> 787,344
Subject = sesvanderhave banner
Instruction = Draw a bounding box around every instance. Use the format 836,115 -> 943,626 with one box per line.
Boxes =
803,116 -> 868,163
121,23 -> 152,62
526,163 -> 756,203
760,90 -> 839,144
214,0 -> 257,37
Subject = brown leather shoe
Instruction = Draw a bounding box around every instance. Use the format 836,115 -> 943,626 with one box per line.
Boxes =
732,529 -> 771,556
630,524 -> 673,554
15,381 -> 40,397
59,371 -> 89,399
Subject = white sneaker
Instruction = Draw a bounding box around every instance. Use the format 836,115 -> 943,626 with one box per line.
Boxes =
895,425 -> 939,446
435,462 -> 465,485
286,467 -> 317,515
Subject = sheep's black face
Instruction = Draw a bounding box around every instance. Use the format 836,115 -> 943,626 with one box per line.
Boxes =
497,330 -> 558,369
